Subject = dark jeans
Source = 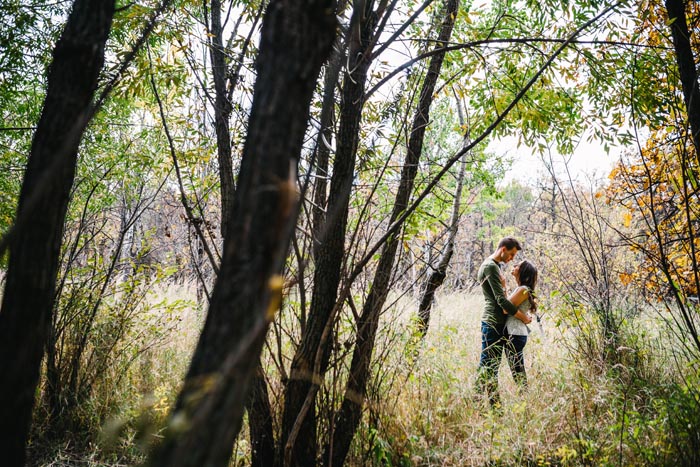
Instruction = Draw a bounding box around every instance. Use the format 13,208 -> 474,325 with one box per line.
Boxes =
505,334 -> 528,387
477,322 -> 528,406
477,321 -> 507,406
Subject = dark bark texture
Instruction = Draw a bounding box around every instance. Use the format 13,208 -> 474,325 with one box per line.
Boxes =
212,1 -> 276,462
0,1 -> 115,465
210,0 -> 236,239
665,0 -> 700,164
311,32 -> 346,261
147,1 -> 336,466
416,265 -> 448,332
326,1 -> 459,465
281,2 -> 377,465
246,365 -> 276,467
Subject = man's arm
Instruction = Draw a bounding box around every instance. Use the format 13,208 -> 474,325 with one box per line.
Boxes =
485,263 -> 519,315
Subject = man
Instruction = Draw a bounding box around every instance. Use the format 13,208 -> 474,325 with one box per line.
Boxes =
476,236 -> 531,407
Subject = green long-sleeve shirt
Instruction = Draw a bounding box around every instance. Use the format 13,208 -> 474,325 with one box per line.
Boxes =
477,258 -> 519,327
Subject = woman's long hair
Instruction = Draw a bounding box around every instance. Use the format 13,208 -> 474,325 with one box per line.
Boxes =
518,260 -> 538,311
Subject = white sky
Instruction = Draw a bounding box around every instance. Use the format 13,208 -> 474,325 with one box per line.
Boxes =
494,133 -> 623,187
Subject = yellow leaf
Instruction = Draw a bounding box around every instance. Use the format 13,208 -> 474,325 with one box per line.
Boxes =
623,212 -> 632,227
619,272 -> 632,286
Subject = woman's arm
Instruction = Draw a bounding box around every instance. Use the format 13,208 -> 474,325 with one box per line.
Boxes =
503,286 -> 532,324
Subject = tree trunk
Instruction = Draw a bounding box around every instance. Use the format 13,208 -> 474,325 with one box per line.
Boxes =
210,1 -> 277,461
416,92 -> 469,340
325,2 -> 459,465
414,179 -> 462,338
311,28 -> 346,261
0,2 -> 115,464
147,1 -> 336,466
281,2 -> 377,465
210,0 -> 235,239
246,365 -> 275,467
665,0 -> 700,166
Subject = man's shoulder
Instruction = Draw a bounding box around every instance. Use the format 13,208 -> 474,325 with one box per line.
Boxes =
477,258 -> 497,279
480,258 -> 498,272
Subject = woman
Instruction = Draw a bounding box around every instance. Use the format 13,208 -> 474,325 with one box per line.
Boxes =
503,260 -> 538,387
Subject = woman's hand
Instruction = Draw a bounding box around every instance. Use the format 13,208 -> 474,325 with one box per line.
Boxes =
513,310 -> 531,324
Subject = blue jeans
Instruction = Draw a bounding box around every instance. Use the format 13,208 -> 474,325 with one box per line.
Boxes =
505,334 -> 528,387
477,321 -> 508,406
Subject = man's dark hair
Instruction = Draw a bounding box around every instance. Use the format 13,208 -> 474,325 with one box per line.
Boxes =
498,236 -> 522,251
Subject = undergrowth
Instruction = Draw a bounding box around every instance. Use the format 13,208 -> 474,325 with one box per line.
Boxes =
29,290 -> 699,467
350,292 -> 699,467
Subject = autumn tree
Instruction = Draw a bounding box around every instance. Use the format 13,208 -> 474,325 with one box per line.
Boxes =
607,0 -> 700,358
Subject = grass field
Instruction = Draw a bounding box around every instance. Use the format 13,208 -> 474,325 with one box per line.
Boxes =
350,291 -> 690,466
30,287 -> 698,466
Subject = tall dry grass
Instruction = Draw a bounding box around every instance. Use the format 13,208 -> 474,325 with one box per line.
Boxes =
32,286 -> 696,466
30,281 -> 202,465
357,291 -> 685,467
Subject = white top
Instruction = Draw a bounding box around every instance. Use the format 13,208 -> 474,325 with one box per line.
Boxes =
506,286 -> 532,336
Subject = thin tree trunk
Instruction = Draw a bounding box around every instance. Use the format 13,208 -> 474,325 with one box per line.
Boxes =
281,2 -> 378,465
210,0 -> 235,239
325,2 -> 459,465
246,365 -> 275,467
146,1 -> 336,466
663,1 -> 700,347
0,1 -> 115,465
416,91 -> 469,339
311,26 -> 347,260
665,0 -> 700,166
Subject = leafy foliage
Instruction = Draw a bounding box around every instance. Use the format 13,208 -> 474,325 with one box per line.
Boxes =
3,0 -> 700,465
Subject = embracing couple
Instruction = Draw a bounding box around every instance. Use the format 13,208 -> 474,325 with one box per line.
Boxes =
476,236 -> 539,408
